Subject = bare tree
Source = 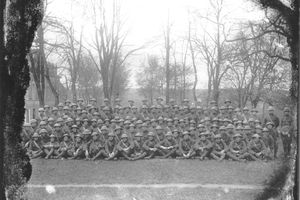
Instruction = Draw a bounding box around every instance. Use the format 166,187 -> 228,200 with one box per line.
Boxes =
164,11 -> 171,104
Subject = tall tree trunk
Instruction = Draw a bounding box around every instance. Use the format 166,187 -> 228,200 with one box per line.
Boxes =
165,17 -> 171,104
1,1 -> 43,199
45,67 -> 59,106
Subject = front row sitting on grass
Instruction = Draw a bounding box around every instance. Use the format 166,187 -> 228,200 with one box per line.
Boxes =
25,129 -> 274,162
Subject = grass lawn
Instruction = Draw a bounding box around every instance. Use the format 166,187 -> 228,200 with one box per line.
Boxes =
25,158 -> 281,200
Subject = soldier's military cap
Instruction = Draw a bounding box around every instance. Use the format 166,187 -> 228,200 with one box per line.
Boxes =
204,117 -> 210,121
121,133 -> 128,138
224,99 -> 231,103
190,120 -> 196,124
283,107 -> 290,112
243,120 -> 248,125
91,118 -> 97,122
38,108 -> 45,112
115,98 -> 121,102
236,126 -> 243,130
155,126 -> 162,130
196,106 -> 202,110
52,107 -> 58,111
233,133 -> 242,138
40,129 -> 47,134
255,125 -> 262,129
65,99 -> 71,103
83,130 -> 91,135
108,132 -> 115,137
93,112 -> 100,116
66,118 -> 73,123
104,118 -> 110,122
254,119 -> 260,123
136,120 -> 143,124
252,134 -> 260,138
104,98 -> 109,102
83,118 -> 89,122
70,103 -> 77,107
172,129 -> 179,133
189,127 -> 195,131
44,105 -> 50,108
158,116 -> 163,121
226,124 -> 235,129
248,118 -> 254,122
197,124 -> 205,128
212,117 -> 219,122
211,124 -> 218,128
42,117 -> 48,121
243,107 -> 249,111
32,132 -> 40,138
124,120 -> 130,125
63,106 -> 69,110
30,119 -> 37,124
200,119 -> 205,124
58,103 -> 64,107
148,132 -> 155,136
263,128 -> 269,132
75,118 -> 81,122
183,98 -> 189,102
54,123 -> 61,127
90,98 -> 96,102
101,126 -> 108,130
244,125 -> 251,130
82,110 -> 88,113
63,133 -> 70,137
48,117 -> 54,122
125,116 -> 131,120
183,131 -> 189,135
135,132 -> 143,137
97,119 -> 103,124
89,106 -> 95,111
214,134 -> 222,138
119,118 -> 125,122
50,134 -> 56,138
115,126 -> 121,130
86,104 -> 92,108
165,132 -> 173,136
129,123 -> 135,127
220,106 -> 226,110
219,126 -> 226,130
266,121 -> 274,126
56,118 -> 63,122
91,132 -> 98,136
141,123 -> 147,127
174,105 -> 179,108
267,106 -> 274,111
75,134 -> 83,138
211,106 -> 218,111
141,105 -> 148,109
40,121 -> 47,126
233,118 -> 238,122
228,105 -> 234,110
237,120 -> 242,124
71,125 -> 78,129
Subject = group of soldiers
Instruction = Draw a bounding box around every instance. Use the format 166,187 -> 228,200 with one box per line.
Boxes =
22,97 -> 295,162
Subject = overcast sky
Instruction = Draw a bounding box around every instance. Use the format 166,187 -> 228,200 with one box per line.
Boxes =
47,0 -> 265,89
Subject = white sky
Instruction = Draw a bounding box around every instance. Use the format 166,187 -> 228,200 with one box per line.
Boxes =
46,0 -> 265,89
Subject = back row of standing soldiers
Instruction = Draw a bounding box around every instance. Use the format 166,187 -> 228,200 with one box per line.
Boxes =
22,98 -> 296,161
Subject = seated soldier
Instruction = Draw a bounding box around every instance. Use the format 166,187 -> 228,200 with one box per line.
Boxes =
227,133 -> 249,162
105,132 -> 118,160
177,131 -> 195,159
211,134 -> 227,161
194,131 -> 213,160
56,133 -> 74,159
70,134 -> 86,159
248,134 -> 268,161
131,132 -> 147,161
90,132 -> 107,161
44,134 -> 60,159
25,132 -> 45,159
143,132 -> 159,159
156,132 -> 178,158
117,134 -> 134,160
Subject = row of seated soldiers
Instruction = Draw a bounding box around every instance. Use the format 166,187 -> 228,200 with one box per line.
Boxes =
22,113 -> 286,161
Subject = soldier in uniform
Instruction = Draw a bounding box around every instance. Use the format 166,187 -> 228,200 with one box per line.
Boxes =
262,128 -> 274,160
131,132 -> 147,160
56,134 -> 74,159
88,132 -> 107,161
266,121 -> 279,158
247,134 -> 267,161
143,132 -> 159,159
280,107 -> 294,157
211,134 -> 227,161
105,132 -> 119,160
264,106 -> 280,128
25,132 -> 45,159
177,131 -> 195,159
156,132 -> 178,158
44,134 -> 60,159
117,134 -> 134,160
70,134 -> 86,159
227,133 -> 249,162
194,131 -> 212,160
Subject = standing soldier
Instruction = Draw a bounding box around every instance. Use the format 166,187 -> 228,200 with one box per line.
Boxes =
266,121 -> 279,158
264,106 -> 280,128
280,107 -> 294,157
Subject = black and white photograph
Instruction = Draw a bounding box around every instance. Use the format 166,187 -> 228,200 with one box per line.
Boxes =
0,0 -> 298,199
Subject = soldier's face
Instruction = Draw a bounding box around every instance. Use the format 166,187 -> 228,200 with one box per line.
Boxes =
122,137 -> 128,142
34,137 -> 39,141
108,136 -> 114,141
64,136 -> 69,141
92,135 -> 98,140
183,134 -> 189,140
135,136 -> 141,141
166,135 -> 172,140
76,137 -> 81,142
216,138 -> 221,142
50,137 -> 55,142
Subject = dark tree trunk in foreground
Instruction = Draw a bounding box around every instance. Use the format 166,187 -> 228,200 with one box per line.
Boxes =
0,0 -> 43,199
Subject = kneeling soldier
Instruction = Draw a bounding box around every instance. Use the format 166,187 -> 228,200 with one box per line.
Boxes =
227,133 -> 249,162
211,134 -> 227,161
44,134 -> 60,159
178,131 -> 195,159
156,132 -> 178,158
131,132 -> 147,161
117,134 -> 134,160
